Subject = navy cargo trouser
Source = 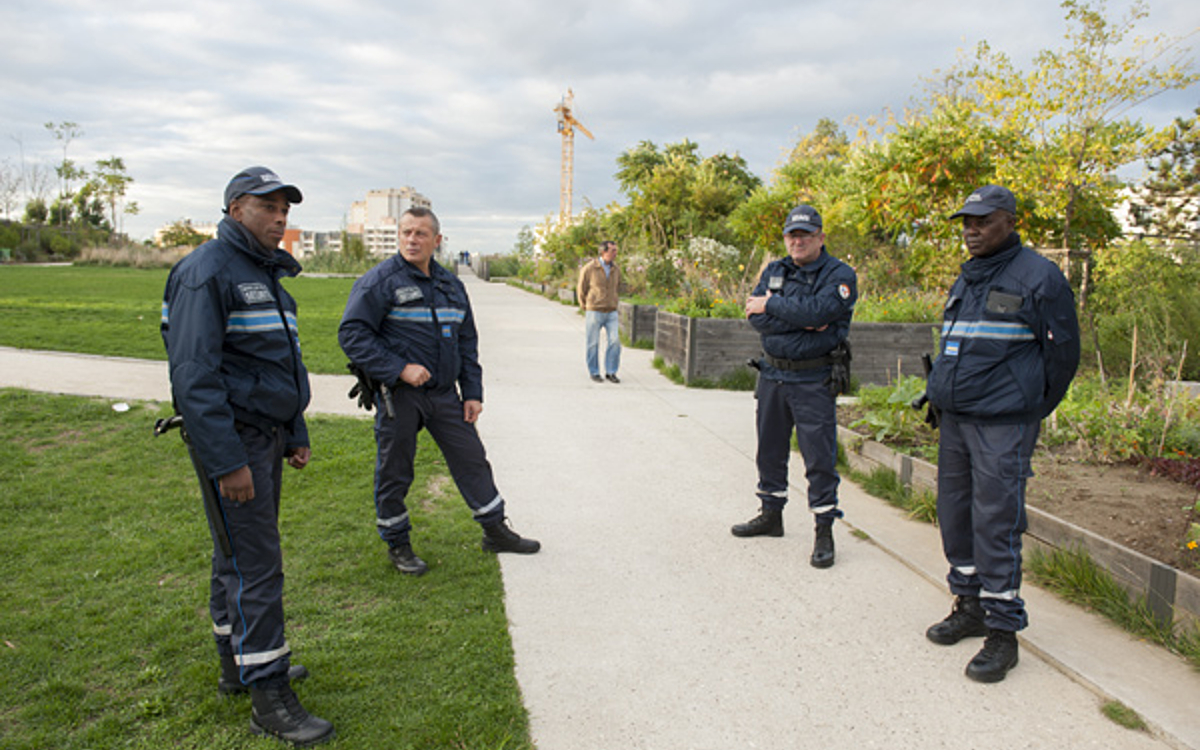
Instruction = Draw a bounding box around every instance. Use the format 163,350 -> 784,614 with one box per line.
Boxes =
936,413 -> 1041,632
755,376 -> 842,523
208,423 -> 291,687
373,387 -> 506,546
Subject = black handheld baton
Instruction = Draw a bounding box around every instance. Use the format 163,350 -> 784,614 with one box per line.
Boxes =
154,415 -> 234,557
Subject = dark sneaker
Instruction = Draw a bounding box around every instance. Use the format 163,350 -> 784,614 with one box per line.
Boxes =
220,655 -> 309,695
250,677 -> 335,746
926,595 -> 988,645
965,629 -> 1019,683
810,523 -> 835,568
731,507 -> 783,538
388,544 -> 428,576
590,374 -> 603,382
605,373 -> 620,383
482,518 -> 541,554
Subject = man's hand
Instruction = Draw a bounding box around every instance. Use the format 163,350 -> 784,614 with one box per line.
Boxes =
745,293 -> 771,317
286,446 -> 311,470
399,363 -> 431,387
463,399 -> 483,424
218,465 -> 255,503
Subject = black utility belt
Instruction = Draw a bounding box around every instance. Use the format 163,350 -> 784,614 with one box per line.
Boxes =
764,354 -> 832,371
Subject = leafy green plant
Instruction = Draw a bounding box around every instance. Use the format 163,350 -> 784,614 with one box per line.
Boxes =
853,289 -> 943,323
1043,375 -> 1200,461
849,375 -> 937,460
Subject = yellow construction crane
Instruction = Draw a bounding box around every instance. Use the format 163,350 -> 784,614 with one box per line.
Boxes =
554,88 -> 594,224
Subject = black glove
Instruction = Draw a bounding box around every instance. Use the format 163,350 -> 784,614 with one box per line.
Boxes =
346,363 -> 377,412
911,392 -> 940,430
824,360 -> 850,397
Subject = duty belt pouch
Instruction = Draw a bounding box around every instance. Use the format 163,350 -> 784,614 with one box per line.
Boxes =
827,341 -> 852,396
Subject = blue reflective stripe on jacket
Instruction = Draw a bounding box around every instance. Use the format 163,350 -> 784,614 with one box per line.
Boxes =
160,216 -> 311,478
338,255 -> 483,401
926,236 -> 1080,424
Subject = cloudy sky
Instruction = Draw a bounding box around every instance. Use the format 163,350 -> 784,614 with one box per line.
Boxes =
2,0 -> 1197,252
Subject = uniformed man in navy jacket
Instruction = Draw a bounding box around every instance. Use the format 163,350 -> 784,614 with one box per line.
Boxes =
732,204 -> 857,569
162,166 -> 333,745
924,185 -> 1080,683
339,208 -> 539,577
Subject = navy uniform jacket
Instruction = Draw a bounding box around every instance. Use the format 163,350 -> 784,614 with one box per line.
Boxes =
749,249 -> 858,382
338,255 -> 483,402
161,216 -> 311,479
927,233 -> 1080,424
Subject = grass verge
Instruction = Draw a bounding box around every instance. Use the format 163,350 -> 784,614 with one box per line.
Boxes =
0,265 -> 357,375
0,389 -> 532,749
1025,546 -> 1200,670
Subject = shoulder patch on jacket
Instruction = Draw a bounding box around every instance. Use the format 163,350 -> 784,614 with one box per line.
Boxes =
838,284 -> 851,299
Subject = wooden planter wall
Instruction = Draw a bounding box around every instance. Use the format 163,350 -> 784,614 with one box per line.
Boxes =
648,306 -> 938,387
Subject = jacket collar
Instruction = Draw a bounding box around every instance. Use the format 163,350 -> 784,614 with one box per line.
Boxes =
960,233 -> 1022,284
218,216 -> 302,277
782,248 -> 831,273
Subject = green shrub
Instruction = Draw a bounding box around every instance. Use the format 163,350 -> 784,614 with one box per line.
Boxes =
1089,238 -> 1200,381
1043,375 -> 1200,461
485,254 -> 521,277
854,289 -> 943,323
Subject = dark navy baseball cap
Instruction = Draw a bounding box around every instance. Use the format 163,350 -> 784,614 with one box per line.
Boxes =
949,185 -> 1016,219
782,204 -> 823,235
223,166 -> 303,210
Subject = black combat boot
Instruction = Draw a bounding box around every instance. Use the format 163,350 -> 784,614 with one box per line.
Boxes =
219,654 -> 309,696
925,595 -> 988,645
387,543 -> 429,576
249,676 -> 334,746
731,506 -> 783,538
810,523 -> 835,568
965,628 -> 1019,683
481,518 -> 541,554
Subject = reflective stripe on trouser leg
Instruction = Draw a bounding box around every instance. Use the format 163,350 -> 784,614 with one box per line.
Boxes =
755,378 -> 793,511
937,414 -> 979,597
209,423 -> 290,686
373,391 -> 424,546
937,414 -> 1040,631
423,389 -> 506,527
789,378 -> 841,521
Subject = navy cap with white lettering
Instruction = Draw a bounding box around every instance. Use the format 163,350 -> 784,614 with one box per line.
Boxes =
223,166 -> 303,210
949,185 -> 1016,219
782,204 -> 823,235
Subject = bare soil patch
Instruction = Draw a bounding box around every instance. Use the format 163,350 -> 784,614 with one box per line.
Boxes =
838,408 -> 1200,572
1027,448 -> 1199,572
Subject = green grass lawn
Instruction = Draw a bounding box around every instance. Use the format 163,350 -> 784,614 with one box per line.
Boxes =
0,389 -> 533,750
0,265 -> 357,375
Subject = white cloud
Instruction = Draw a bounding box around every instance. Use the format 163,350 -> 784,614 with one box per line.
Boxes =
1,0 -> 1196,252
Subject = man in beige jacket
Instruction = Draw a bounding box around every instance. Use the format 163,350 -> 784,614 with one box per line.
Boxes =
576,240 -> 622,382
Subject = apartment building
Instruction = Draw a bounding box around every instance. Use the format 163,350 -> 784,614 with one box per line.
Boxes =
346,187 -> 432,255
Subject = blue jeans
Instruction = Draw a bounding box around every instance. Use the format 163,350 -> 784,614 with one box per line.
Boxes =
584,310 -> 621,377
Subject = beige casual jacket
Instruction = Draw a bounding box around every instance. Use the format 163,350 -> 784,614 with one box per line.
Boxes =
577,258 -> 621,312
